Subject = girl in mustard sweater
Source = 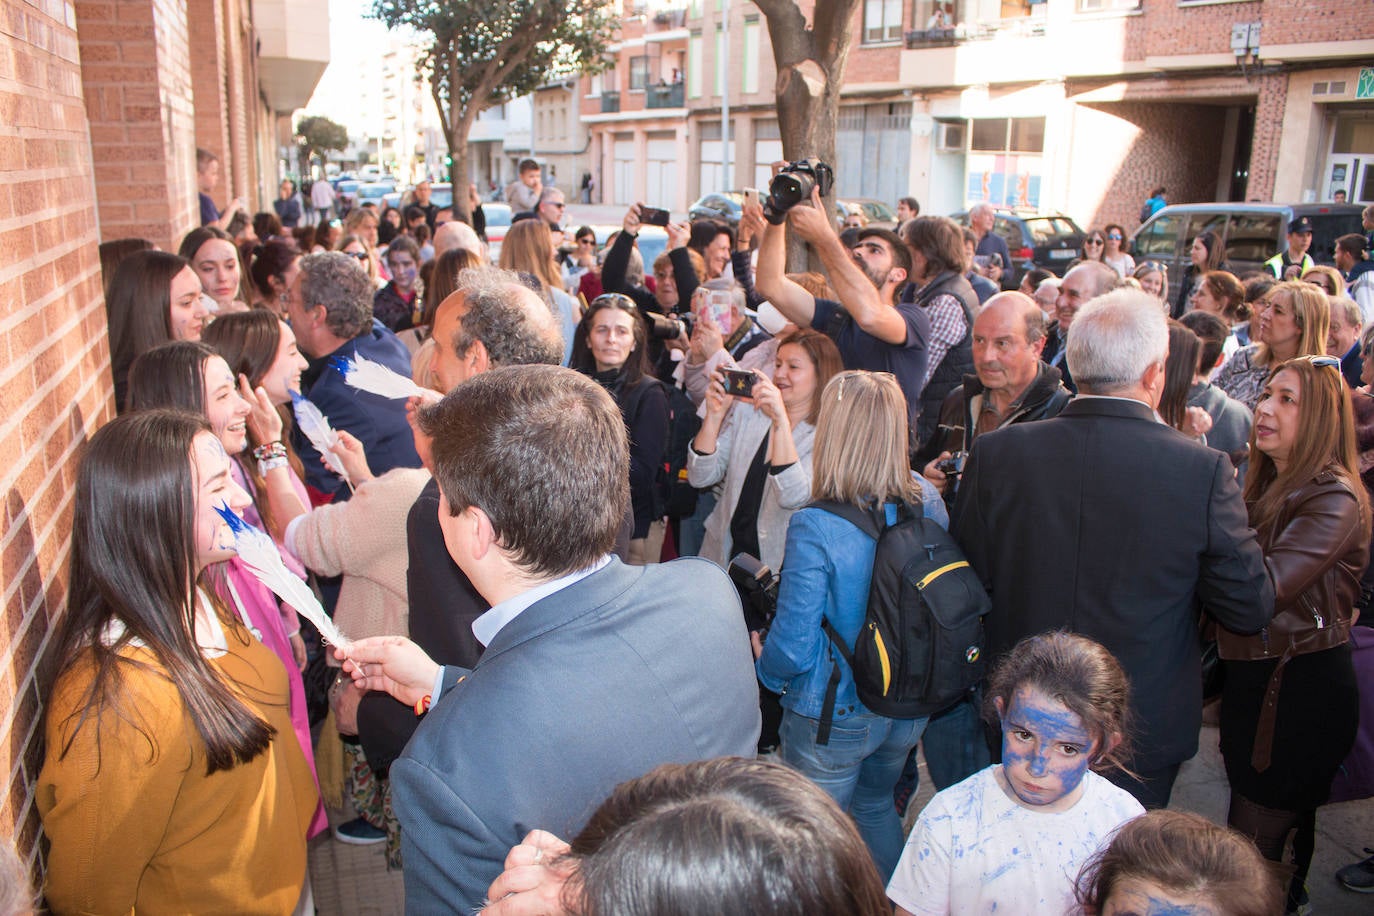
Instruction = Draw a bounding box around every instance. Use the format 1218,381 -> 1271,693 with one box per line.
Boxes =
37,410 -> 316,915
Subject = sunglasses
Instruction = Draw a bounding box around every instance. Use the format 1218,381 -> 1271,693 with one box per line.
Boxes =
346,251 -> 369,262
1296,355 -> 1340,370
1084,238 -> 1104,245
1107,234 -> 1123,240
591,292 -> 638,312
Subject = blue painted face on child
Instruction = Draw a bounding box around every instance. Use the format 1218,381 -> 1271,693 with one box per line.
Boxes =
998,685 -> 1099,812
1101,877 -> 1218,915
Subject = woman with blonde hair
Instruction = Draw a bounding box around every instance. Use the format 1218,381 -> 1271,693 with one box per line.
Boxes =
1214,281 -> 1331,410
1216,355 -> 1370,912
335,232 -> 379,286
342,208 -> 383,283
500,218 -> 580,362
754,370 -> 947,882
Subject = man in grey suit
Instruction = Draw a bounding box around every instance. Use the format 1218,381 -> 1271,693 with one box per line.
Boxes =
340,364 -> 761,912
952,288 -> 1273,810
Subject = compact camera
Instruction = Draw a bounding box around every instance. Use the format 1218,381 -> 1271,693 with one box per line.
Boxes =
936,450 -> 969,479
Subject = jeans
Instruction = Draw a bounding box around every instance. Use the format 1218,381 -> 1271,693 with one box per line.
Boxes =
676,489 -> 716,558
780,707 -> 928,882
895,690 -> 991,813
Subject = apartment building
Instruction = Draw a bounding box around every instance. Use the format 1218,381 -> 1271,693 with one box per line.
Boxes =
578,0 -> 1373,229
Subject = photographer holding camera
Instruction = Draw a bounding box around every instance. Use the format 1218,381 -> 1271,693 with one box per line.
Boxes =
752,164 -> 930,451
915,291 -> 1072,499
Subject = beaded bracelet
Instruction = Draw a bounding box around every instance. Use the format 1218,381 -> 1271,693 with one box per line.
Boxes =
253,440 -> 287,461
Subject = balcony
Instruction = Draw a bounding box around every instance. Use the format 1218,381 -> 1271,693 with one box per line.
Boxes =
601,91 -> 621,113
651,9 -> 687,30
646,82 -> 685,109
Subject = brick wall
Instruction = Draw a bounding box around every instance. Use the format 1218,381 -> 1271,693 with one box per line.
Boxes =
1245,71 -> 1288,203
75,0 -> 197,248
0,0 -> 112,882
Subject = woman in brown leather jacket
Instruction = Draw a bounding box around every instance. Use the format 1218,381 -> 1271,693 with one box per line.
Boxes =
1217,355 -> 1372,912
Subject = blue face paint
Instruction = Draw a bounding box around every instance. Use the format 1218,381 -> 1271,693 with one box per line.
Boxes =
999,685 -> 1097,811
1103,881 -> 1217,916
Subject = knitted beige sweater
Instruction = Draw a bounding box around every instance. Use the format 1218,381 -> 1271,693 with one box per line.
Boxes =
290,467 -> 431,643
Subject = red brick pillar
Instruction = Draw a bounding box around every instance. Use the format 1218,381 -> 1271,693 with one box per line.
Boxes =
1246,72 -> 1288,203
75,0 -> 197,248
0,0 -> 113,879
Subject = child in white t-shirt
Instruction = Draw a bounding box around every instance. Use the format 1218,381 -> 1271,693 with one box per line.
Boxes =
887,633 -> 1145,915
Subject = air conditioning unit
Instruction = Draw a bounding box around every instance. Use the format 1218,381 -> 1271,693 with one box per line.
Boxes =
936,122 -> 965,152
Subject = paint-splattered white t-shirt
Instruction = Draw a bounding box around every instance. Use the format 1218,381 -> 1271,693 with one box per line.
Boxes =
887,765 -> 1143,915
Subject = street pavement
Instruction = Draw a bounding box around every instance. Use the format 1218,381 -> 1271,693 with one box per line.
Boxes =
308,721 -> 1373,914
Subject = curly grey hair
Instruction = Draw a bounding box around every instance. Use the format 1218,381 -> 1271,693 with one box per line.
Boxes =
299,251 -> 373,339
453,266 -> 564,368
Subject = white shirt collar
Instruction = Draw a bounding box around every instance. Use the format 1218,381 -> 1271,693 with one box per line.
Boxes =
471,555 -> 613,647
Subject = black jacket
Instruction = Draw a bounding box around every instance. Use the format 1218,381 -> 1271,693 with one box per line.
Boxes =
913,361 -> 1072,469
952,397 -> 1273,772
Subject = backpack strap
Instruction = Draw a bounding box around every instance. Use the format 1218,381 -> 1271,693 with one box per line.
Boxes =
805,498 -> 899,745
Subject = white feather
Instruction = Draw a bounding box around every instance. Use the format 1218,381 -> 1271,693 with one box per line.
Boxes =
217,506 -> 351,647
335,354 -> 425,400
290,391 -> 351,484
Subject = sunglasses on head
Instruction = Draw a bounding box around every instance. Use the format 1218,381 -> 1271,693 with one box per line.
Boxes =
1296,355 -> 1340,370
346,251 -> 369,262
591,292 -> 638,312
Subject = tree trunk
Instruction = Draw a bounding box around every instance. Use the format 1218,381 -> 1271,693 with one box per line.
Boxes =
756,0 -> 859,271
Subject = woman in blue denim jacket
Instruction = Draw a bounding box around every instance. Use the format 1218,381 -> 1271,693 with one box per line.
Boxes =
755,370 -> 948,882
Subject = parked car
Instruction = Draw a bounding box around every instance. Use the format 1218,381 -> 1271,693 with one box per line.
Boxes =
688,192 -> 745,228
837,198 -> 899,230
1130,202 -> 1363,302
336,179 -> 361,212
483,202 -> 513,262
355,180 -> 396,210
952,209 -> 1085,288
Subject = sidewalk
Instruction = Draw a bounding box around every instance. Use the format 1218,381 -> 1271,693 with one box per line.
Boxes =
309,724 -> 1373,915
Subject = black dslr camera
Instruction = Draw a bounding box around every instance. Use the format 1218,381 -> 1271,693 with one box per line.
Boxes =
646,312 -> 692,340
728,553 -> 780,636
762,159 -> 836,225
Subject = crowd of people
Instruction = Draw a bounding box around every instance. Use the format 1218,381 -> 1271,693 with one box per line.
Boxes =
25,159 -> 1374,916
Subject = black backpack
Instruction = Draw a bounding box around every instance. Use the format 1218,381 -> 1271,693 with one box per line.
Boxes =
810,499 -> 991,744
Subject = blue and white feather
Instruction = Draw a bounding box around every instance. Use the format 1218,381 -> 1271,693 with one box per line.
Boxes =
290,390 -> 350,484
215,505 -> 350,647
332,354 -> 425,401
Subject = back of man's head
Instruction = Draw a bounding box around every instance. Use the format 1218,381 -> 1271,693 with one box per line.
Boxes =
1068,260 -> 1124,301
423,365 -> 628,578
1337,233 -> 1368,261
1066,288 -> 1168,395
450,267 -> 564,369
434,220 -> 483,259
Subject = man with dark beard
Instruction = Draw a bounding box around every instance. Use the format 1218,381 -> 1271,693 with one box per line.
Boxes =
754,194 -> 931,447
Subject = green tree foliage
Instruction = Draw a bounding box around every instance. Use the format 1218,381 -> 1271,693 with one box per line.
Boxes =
296,115 -> 350,171
372,0 -> 617,220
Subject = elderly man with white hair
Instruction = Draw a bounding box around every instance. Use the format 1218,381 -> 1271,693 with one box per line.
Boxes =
968,202 -> 1012,290
952,288 -> 1273,811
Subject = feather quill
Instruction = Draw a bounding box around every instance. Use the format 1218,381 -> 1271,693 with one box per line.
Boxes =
333,354 -> 425,401
215,505 -> 351,647
290,390 -> 351,485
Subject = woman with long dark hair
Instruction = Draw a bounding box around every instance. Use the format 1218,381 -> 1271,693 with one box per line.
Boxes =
570,293 -> 669,563
37,410 -> 316,913
1160,319 -> 1212,441
126,341 -> 326,841
180,226 -> 249,313
105,248 -> 207,412
1175,230 -> 1228,317
248,239 -> 301,317
1216,356 -> 1372,912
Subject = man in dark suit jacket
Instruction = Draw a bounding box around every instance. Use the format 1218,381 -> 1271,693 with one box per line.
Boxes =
340,365 -> 761,911
286,251 -> 421,503
953,288 -> 1273,809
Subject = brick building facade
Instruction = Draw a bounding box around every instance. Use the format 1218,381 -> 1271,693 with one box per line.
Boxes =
0,0 -> 327,887
580,1 -> 1374,229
